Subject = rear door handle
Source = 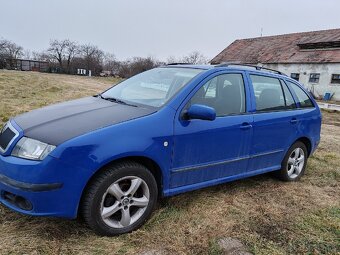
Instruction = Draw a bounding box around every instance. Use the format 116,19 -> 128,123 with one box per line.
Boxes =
240,122 -> 252,130
290,118 -> 298,124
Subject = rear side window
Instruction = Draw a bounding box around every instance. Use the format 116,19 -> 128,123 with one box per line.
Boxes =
286,81 -> 314,108
250,75 -> 286,112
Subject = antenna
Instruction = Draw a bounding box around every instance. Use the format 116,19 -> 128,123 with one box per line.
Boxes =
261,27 -> 263,37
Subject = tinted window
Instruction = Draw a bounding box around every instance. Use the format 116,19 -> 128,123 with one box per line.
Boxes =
281,81 -> 296,109
286,81 -> 314,108
251,75 -> 285,111
190,73 -> 245,116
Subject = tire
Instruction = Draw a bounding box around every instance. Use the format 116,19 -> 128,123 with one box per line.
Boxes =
277,141 -> 308,182
81,161 -> 158,236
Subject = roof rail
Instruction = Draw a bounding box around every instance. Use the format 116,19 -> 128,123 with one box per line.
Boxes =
167,62 -> 193,65
215,62 -> 286,76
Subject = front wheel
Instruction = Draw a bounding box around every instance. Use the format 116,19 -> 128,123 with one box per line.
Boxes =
81,161 -> 158,236
277,141 -> 308,181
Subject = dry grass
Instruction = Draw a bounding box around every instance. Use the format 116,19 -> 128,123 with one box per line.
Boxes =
0,70 -> 339,255
0,70 -> 119,127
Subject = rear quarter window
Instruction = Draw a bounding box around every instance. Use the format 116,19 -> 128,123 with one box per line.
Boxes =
286,81 -> 314,108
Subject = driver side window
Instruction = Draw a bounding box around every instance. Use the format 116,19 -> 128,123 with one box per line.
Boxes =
189,73 -> 246,117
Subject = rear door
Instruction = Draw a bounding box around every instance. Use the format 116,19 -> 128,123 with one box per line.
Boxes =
247,73 -> 299,172
284,80 -> 321,149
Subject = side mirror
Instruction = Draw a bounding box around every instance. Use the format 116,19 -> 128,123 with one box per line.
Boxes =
186,104 -> 216,121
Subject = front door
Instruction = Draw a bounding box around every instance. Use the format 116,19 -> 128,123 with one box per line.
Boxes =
170,72 -> 253,188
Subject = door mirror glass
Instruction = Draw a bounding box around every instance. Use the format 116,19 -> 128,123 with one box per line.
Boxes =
186,104 -> 216,121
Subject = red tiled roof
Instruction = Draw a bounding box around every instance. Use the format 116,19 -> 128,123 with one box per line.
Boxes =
211,28 -> 340,64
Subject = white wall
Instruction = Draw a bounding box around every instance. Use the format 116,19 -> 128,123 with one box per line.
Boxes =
264,63 -> 340,101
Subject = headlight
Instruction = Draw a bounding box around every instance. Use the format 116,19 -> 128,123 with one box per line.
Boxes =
11,137 -> 56,160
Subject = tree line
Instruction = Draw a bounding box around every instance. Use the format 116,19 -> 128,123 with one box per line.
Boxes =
0,38 -> 208,78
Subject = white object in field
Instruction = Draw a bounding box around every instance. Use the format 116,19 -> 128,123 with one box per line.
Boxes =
89,70 -> 92,77
318,102 -> 340,111
77,69 -> 87,75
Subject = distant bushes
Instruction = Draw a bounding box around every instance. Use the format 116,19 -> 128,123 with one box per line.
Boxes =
0,37 -> 209,77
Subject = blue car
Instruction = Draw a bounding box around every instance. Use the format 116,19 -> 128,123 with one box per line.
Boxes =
0,64 -> 321,235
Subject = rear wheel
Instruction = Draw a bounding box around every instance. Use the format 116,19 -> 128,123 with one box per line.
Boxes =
277,141 -> 308,181
81,161 -> 158,236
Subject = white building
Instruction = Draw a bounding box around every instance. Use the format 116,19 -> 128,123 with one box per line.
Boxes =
211,28 -> 340,101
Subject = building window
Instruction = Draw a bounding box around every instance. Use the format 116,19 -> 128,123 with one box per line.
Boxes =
331,74 -> 340,84
309,73 -> 320,83
290,73 -> 300,81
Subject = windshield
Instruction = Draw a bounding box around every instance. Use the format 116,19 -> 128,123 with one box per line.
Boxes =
102,67 -> 204,107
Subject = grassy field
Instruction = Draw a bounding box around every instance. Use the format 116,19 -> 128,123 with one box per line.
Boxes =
0,70 -> 339,255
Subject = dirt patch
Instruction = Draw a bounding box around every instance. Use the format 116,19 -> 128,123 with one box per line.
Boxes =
217,238 -> 253,255
322,109 -> 340,127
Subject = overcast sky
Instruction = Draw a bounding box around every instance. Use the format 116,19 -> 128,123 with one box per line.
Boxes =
1,0 -> 340,61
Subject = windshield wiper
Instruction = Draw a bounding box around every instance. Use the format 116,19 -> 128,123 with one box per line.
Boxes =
97,94 -> 138,107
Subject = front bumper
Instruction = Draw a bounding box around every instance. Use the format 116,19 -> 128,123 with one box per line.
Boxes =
0,173 -> 62,192
0,154 -> 89,218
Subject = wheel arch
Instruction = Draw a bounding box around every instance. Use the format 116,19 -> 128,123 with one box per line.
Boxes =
78,155 -> 164,216
294,136 -> 312,157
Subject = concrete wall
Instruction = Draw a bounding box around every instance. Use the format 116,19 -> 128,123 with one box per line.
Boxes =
264,63 -> 340,101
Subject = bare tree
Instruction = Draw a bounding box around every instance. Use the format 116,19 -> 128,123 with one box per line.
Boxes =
0,39 -> 7,54
80,44 -> 104,75
0,39 -> 7,52
117,57 -> 160,78
0,40 -> 24,68
47,39 -> 79,73
65,41 -> 79,73
166,56 -> 178,64
102,52 -> 120,75
166,51 -> 208,65
48,39 -> 69,71
181,51 -> 208,64
6,41 -> 23,60
23,49 -> 31,59
0,39 -> 8,68
32,51 -> 51,62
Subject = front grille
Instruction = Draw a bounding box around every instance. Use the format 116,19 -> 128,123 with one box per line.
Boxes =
0,122 -> 18,153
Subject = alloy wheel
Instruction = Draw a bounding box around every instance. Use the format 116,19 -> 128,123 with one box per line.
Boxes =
287,147 -> 305,179
100,176 -> 150,228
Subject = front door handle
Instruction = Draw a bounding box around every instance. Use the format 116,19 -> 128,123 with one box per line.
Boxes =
290,118 -> 298,124
240,122 -> 252,130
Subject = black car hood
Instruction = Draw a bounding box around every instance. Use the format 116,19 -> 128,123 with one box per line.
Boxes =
14,97 -> 156,145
